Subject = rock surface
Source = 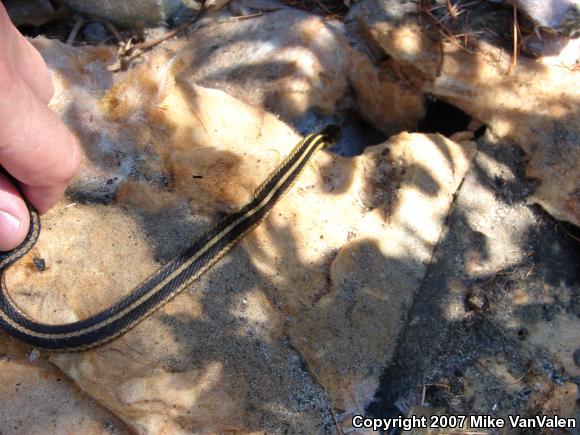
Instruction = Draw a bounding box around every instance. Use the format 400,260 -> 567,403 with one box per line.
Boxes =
0,331 -> 130,434
1,37 -> 474,433
514,0 -> 579,31
4,0 -> 55,27
368,130 -> 580,427
178,3 -> 350,123
61,0 -> 182,26
3,0 -> 577,431
163,0 -> 425,138
347,0 -> 580,227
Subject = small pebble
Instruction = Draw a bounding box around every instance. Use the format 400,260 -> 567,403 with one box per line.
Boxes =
27,349 -> 40,362
82,22 -> 109,44
466,285 -> 488,312
32,257 -> 46,272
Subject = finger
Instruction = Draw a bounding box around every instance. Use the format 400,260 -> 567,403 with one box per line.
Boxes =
0,172 -> 29,251
14,34 -> 54,104
0,3 -> 54,104
19,181 -> 70,214
0,74 -> 81,214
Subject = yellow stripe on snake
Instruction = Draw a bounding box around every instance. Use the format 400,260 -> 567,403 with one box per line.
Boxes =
0,127 -> 339,351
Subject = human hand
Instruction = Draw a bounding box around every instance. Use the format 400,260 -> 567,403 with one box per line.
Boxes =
0,3 -> 80,251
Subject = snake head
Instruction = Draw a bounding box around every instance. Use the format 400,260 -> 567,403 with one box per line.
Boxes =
318,125 -> 341,147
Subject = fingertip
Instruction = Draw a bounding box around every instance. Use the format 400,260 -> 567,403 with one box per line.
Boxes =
20,128 -> 82,214
20,183 -> 66,214
0,173 -> 30,251
0,84 -> 83,193
17,35 -> 54,104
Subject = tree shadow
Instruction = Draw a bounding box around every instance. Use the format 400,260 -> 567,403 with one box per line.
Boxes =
51,65 -> 460,429
366,135 -> 579,429
21,2 -> 579,431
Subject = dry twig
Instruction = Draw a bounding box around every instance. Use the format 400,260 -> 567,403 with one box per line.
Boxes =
228,12 -> 266,20
509,2 -> 519,74
421,383 -> 452,389
486,367 -> 533,390
106,8 -> 206,71
330,407 -> 345,435
421,6 -> 474,53
556,223 -> 580,243
66,16 -> 85,45
132,13 -> 201,51
446,0 -> 459,19
104,20 -> 124,42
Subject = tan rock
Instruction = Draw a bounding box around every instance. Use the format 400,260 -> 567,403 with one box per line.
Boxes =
2,37 -> 474,432
158,0 -> 426,136
528,314 -> 580,377
542,381 -> 578,418
422,42 -> 580,227
343,0 -> 428,134
176,2 -> 350,121
347,50 -> 425,135
286,133 -> 475,412
348,0 -> 580,226
0,331 -> 130,434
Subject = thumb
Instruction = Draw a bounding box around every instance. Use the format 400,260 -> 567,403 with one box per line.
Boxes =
0,171 -> 29,251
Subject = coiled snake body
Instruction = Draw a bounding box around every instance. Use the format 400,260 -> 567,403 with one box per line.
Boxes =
0,128 -> 338,351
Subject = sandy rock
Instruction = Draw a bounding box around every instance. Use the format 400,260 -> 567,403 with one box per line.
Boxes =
284,132 -> 475,414
17,38 -> 335,434
344,0 -> 427,134
374,129 -> 580,422
0,331 -> 130,434
348,0 -> 580,227
528,314 -> 580,378
1,37 -> 473,432
175,1 -> 350,123
346,50 -> 425,136
542,381 -> 578,418
426,42 -> 580,228
60,0 -> 182,26
161,0 -> 424,137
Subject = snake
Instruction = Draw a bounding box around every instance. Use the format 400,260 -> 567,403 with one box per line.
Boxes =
0,127 -> 339,351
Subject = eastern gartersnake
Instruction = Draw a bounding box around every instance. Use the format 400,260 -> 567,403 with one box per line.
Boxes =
0,127 -> 338,351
